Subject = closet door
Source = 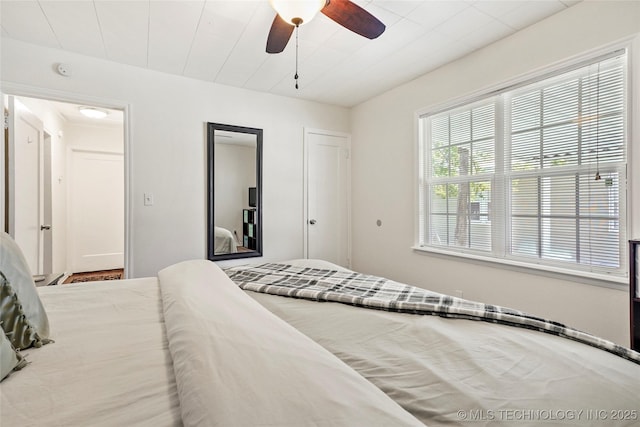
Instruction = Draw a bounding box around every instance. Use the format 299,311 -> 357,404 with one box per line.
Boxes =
304,128 -> 350,267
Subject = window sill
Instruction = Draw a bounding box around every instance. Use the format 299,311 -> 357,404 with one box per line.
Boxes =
412,245 -> 628,291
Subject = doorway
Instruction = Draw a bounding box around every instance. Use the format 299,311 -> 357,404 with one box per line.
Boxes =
3,93 -> 126,277
303,128 -> 351,268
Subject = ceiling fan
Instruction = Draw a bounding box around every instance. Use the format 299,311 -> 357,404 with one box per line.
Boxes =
266,0 -> 386,54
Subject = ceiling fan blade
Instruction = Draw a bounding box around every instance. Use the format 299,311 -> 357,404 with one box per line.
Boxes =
321,0 -> 385,39
266,14 -> 295,54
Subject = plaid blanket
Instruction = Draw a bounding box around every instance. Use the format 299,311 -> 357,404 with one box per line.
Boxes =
223,263 -> 640,365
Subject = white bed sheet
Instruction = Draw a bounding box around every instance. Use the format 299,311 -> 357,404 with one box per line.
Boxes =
1,278 -> 181,427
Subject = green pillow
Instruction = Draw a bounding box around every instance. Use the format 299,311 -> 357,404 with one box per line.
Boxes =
0,324 -> 27,382
0,232 -> 50,342
0,271 -> 50,350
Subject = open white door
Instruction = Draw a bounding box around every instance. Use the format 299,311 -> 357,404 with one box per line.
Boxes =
304,128 -> 351,268
6,96 -> 45,275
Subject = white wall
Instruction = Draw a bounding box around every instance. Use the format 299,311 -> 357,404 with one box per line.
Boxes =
350,1 -> 640,346
1,38 -> 349,278
64,122 -> 123,153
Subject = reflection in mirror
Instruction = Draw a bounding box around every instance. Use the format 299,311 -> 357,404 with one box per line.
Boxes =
207,123 -> 262,260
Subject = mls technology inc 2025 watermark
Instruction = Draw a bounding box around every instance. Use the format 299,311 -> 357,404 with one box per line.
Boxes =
456,409 -> 638,423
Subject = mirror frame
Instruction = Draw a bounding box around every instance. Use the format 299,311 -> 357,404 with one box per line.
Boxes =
207,122 -> 263,261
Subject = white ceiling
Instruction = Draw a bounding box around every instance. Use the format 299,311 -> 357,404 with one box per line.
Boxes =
1,0 -> 580,107
46,98 -> 124,125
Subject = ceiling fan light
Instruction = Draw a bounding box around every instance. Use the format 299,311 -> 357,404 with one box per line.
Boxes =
269,0 -> 326,26
78,106 -> 108,119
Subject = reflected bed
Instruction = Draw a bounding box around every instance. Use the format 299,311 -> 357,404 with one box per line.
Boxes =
213,226 -> 237,255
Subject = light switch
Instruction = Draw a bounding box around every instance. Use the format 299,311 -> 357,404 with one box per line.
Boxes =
144,193 -> 154,206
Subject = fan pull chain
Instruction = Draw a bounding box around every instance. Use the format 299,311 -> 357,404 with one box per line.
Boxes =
294,24 -> 299,89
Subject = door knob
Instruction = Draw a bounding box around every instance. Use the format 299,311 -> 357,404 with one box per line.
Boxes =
40,225 -> 51,230
309,219 -> 317,225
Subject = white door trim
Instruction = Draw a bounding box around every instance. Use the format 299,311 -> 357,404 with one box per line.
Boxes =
0,82 -> 133,278
303,127 -> 352,267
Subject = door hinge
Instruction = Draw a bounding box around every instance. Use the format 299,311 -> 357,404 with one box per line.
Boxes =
3,111 -> 8,130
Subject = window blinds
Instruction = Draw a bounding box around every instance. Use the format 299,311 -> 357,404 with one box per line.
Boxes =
506,55 -> 625,273
427,100 -> 495,251
420,52 -> 627,277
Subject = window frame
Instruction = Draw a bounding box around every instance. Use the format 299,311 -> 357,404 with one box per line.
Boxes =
415,46 -> 633,287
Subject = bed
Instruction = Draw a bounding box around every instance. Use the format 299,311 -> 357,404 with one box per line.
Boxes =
2,232 -> 640,426
213,226 -> 237,254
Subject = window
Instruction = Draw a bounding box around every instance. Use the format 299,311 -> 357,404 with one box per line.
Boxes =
418,51 -> 628,279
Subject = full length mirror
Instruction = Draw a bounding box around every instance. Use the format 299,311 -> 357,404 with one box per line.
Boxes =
207,123 -> 262,261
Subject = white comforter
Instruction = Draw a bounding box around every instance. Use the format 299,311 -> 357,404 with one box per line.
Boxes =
232,260 -> 640,426
3,259 -> 639,426
1,278 -> 181,426
158,260 -> 640,426
252,292 -> 640,426
157,260 -> 423,426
